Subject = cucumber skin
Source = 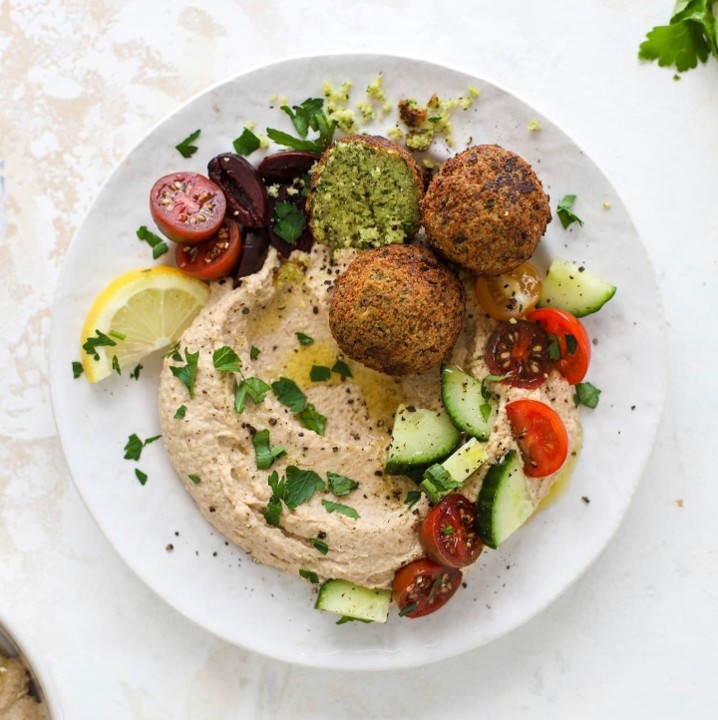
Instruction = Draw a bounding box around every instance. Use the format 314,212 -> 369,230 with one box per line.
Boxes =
538,258 -> 616,317
440,365 -> 493,441
475,451 -> 533,549
315,579 -> 391,623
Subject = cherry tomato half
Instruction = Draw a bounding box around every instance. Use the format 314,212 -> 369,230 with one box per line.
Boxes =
484,319 -> 554,389
419,494 -> 484,568
475,261 -> 542,321
393,559 -> 463,618
175,219 -> 242,281
527,308 -> 591,385
150,172 -> 227,244
506,399 -> 569,478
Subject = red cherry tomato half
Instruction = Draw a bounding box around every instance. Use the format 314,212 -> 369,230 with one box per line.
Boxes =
419,494 -> 484,568
484,319 -> 554,389
505,399 -> 569,478
474,261 -> 542,321
150,172 -> 226,244
175,219 -> 242,281
527,307 -> 591,385
393,559 -> 462,618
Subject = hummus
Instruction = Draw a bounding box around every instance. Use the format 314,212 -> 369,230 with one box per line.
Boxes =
0,654 -> 44,720
159,243 -> 580,589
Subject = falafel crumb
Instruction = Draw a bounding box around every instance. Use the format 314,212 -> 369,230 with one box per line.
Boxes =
527,118 -> 542,132
602,200 -> 613,209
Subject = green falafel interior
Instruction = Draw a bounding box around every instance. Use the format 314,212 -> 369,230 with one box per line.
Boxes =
307,136 -> 423,250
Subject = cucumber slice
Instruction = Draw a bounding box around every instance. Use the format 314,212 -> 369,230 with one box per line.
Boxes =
440,364 -> 496,440
538,258 -> 616,317
475,451 -> 534,549
420,437 -> 488,503
385,404 -> 461,476
315,579 -> 391,623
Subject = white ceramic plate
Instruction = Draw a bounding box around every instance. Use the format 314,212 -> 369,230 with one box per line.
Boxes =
49,54 -> 665,670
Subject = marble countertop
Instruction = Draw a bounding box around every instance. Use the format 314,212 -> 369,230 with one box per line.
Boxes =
1,1 -> 716,718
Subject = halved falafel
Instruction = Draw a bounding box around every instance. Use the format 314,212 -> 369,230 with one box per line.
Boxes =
328,244 -> 465,376
307,135 -> 424,250
421,144 -> 551,276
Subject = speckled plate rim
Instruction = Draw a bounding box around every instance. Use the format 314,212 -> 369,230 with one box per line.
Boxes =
49,52 -> 666,670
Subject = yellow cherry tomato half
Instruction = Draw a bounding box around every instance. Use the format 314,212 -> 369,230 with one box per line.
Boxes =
474,261 -> 542,321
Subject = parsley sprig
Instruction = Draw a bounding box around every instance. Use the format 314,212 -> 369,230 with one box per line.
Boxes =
266,98 -> 337,154
175,129 -> 201,158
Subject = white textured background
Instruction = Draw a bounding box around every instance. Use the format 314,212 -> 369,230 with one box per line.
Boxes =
1,1 -> 716,718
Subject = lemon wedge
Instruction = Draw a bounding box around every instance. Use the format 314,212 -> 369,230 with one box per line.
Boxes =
80,266 -> 210,383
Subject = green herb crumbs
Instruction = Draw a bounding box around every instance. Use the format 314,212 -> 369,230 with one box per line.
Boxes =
82,329 -> 117,361
250,345 -> 261,360
170,348 -> 200,398
212,345 -> 243,373
130,364 -> 143,380
72,361 -> 83,379
556,194 -> 584,229
136,225 -> 169,259
331,359 -> 352,378
234,377 -> 271,413
189,474 -> 201,485
574,381 -> 602,409
310,365 -> 331,382
175,129 -> 201,158
271,377 -> 306,412
296,332 -> 314,346
174,405 -> 187,419
547,335 -> 561,361
404,490 -> 421,507
111,355 -> 121,375
123,433 -> 162,461
327,471 -> 359,496
273,201 -> 306,244
298,403 -> 327,435
321,499 -> 360,520
233,127 -> 261,156
299,568 -> 319,583
135,468 -> 148,486
252,429 -> 286,470
312,537 -> 329,555
398,602 -> 417,617
639,1 -> 718,73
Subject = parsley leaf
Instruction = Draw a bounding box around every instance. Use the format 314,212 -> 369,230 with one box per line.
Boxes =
72,361 -> 83,379
297,403 -> 327,436
331,359 -> 352,378
175,129 -> 201,158
327,471 -> 359,497
420,464 -> 461,504
212,345 -> 243,373
189,474 -> 201,485
310,365 -> 331,382
82,329 -> 117,361
250,345 -> 261,360
252,429 -> 286,470
299,568 -> 320,583
639,1 -> 717,73
170,348 -> 200,399
404,490 -> 422,507
174,405 -> 187,419
321,499 -> 360,520
556,194 -> 584,229
130,364 -> 143,380
232,127 -> 261,156
547,334 -> 561,361
123,433 -> 161,461
266,97 -> 337,153
296,332 -> 314,346
264,470 -> 286,526
271,377 -> 307,412
234,377 -> 271,413
135,468 -> 148,486
312,537 -> 329,555
136,225 -> 169,259
284,466 -> 325,509
273,201 -> 307,244
574,381 -> 602,409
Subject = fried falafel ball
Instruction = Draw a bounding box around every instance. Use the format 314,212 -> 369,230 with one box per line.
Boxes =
307,135 -> 424,250
421,144 -> 551,276
329,244 -> 465,376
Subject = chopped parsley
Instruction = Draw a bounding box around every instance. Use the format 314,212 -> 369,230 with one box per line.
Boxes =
420,464 -> 461,504
170,348 -> 200,398
312,537 -> 329,555
321,499 -> 360,520
639,1 -> 718,73
188,474 -> 201,485
266,97 -> 337,154
232,126 -> 261,156
252,429 -> 286,470
136,225 -> 169,259
82,329 -> 117,361
234,377 -> 271,413
556,194 -> 584,229
263,465 -> 326,525
310,365 -> 331,382
547,334 -> 561,361
296,332 -> 314,346
72,361 -> 83,379
404,490 -> 422,507
331,359 -> 352,378
123,433 -> 161,461
273,201 -> 306,244
271,377 -> 307,412
297,403 -> 327,435
574,381 -> 602,409
135,468 -> 148,486
212,345 -> 243,373
111,355 -> 121,375
249,345 -> 261,360
479,373 -> 508,422
130,363 -> 143,380
299,568 -> 319,584
264,470 -> 286,527
327,471 -> 359,497
174,405 -> 187,419
175,129 -> 201,158
398,602 -> 417,617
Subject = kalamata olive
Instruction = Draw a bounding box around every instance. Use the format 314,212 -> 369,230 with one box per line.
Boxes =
234,228 -> 270,284
208,153 -> 268,228
267,185 -> 314,257
258,151 -> 320,184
